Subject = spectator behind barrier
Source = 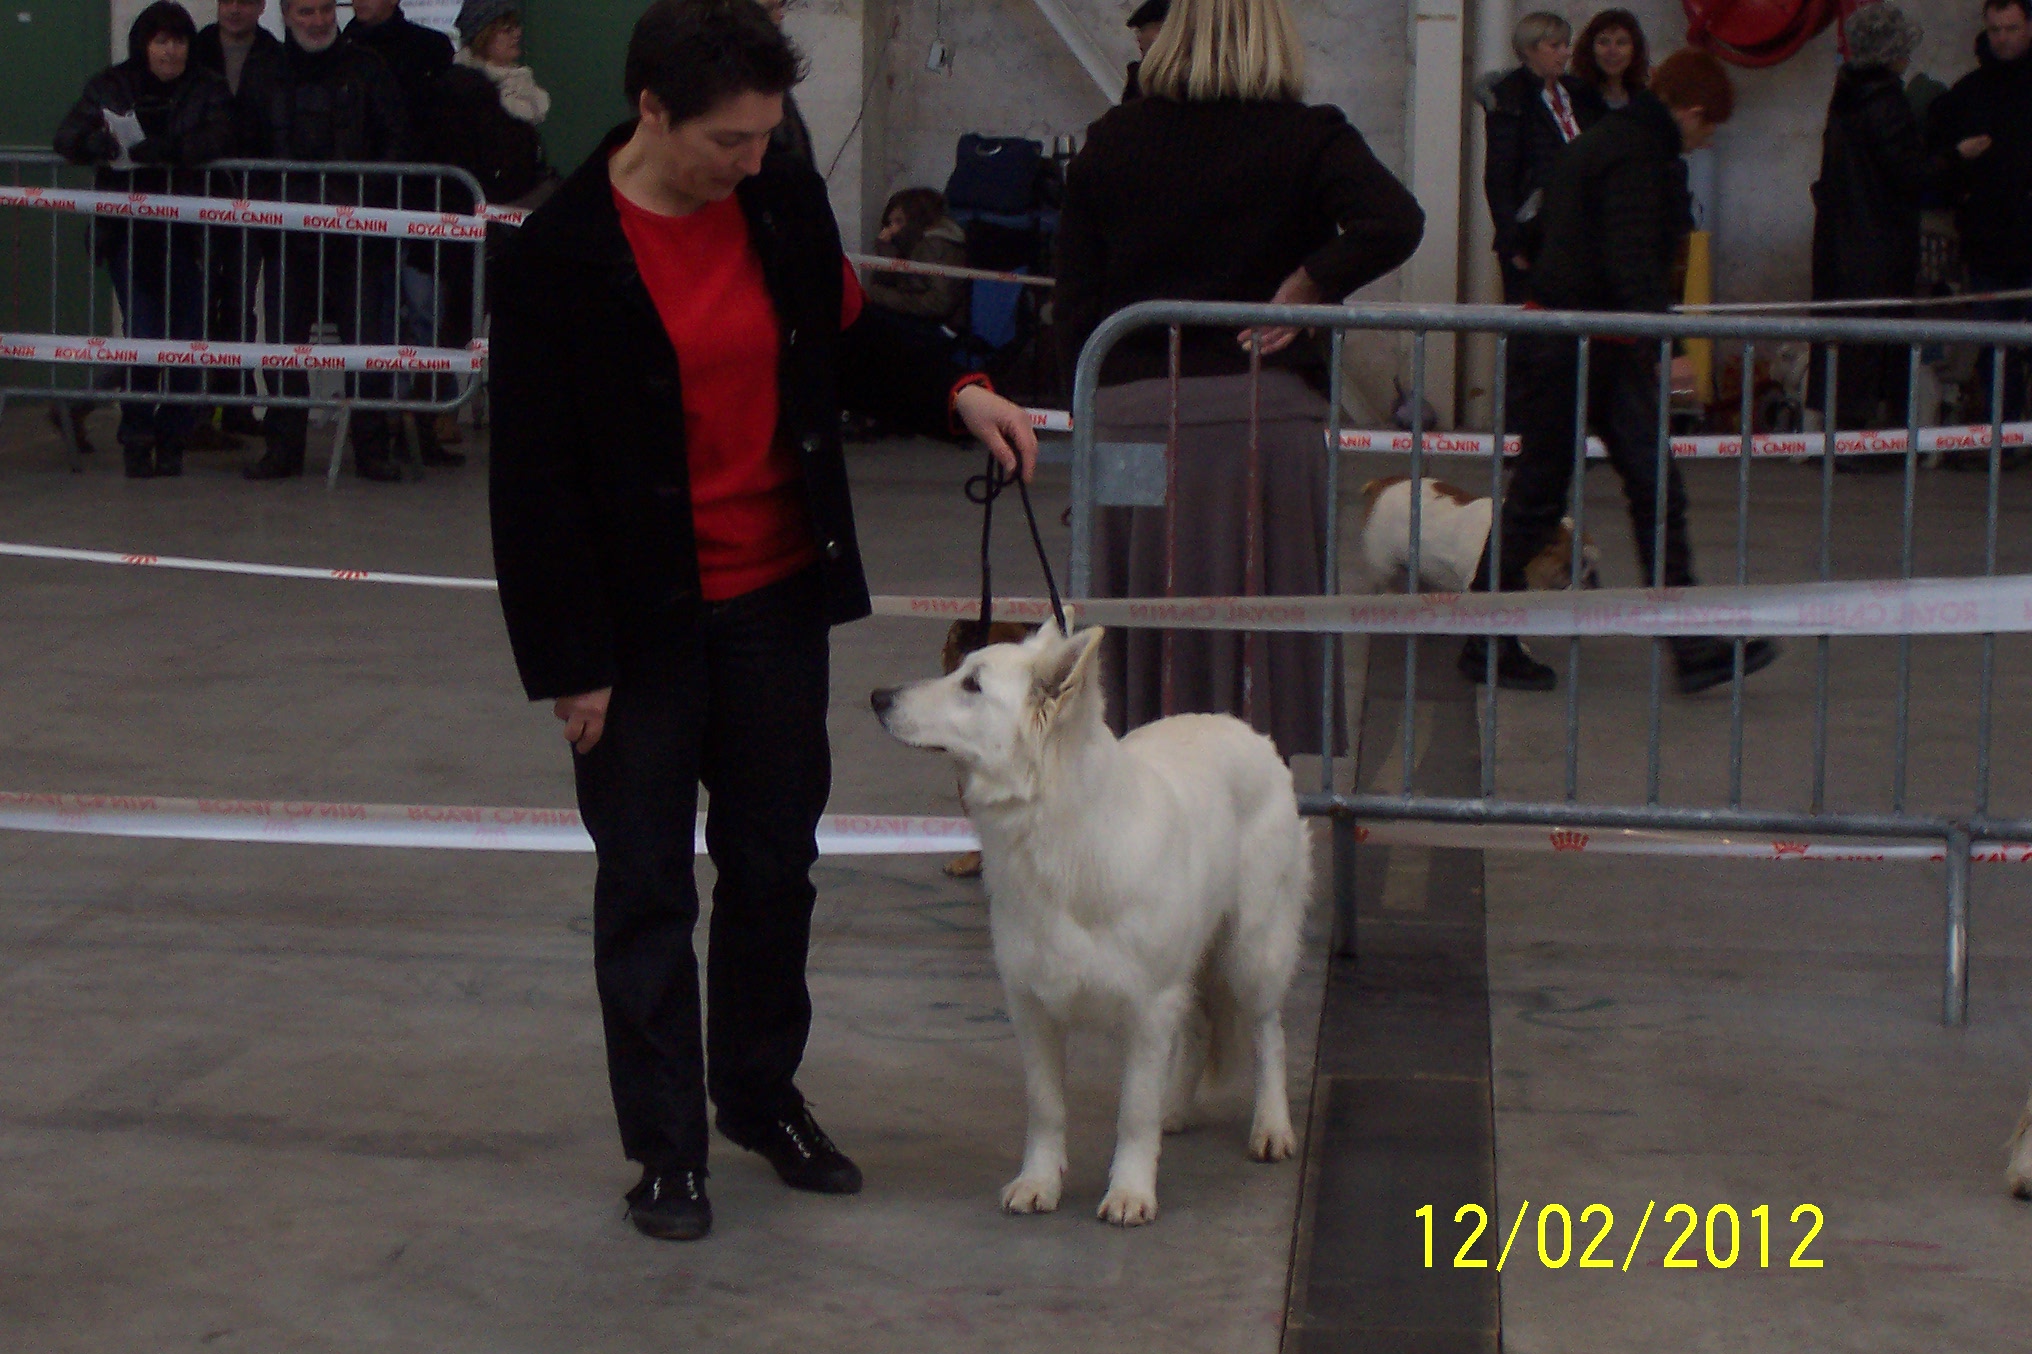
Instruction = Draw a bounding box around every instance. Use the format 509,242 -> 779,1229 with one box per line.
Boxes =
863,188 -> 971,330
53,1 -> 235,481
1479,11 -> 1606,303
755,0 -> 815,167
345,0 -> 454,141
1572,9 -> 1650,109
1809,1 -> 1933,448
1056,0 -> 1424,759
439,0 -> 557,209
1927,0 -> 2032,421
191,0 -> 281,447
1466,49 -> 1780,697
237,0 -> 410,483
1122,0 -> 1170,101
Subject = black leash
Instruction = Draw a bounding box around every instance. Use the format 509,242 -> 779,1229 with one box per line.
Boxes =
963,452 -> 1067,641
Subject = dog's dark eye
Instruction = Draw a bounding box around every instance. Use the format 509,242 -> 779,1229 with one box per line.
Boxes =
961,673 -> 982,694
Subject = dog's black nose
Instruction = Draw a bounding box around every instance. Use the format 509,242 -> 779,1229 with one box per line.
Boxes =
870,688 -> 895,716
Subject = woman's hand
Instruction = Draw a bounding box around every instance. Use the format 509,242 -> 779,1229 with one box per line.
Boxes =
1237,267 -> 1323,358
955,383 -> 1040,483
553,687 -> 612,754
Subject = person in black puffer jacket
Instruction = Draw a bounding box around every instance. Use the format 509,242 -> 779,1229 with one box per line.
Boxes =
54,1 -> 235,479
1480,11 -> 1605,302
236,0 -> 409,482
1928,0 -> 2032,419
1467,50 -> 1779,697
1810,3 -> 1933,437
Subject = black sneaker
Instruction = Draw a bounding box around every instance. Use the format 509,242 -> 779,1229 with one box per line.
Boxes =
1458,635 -> 1558,691
243,450 -> 303,480
718,1105 -> 863,1195
355,452 -> 404,483
1673,637 -> 1780,695
624,1167 -> 712,1241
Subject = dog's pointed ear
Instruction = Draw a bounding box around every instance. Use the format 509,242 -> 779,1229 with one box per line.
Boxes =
1035,625 -> 1105,705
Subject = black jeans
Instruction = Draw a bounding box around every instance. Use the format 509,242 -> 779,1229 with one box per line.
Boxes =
1480,334 -> 1694,591
259,235 -> 397,460
571,566 -> 832,1174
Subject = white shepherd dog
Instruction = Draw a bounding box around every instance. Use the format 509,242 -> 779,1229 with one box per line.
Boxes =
872,623 -> 1311,1226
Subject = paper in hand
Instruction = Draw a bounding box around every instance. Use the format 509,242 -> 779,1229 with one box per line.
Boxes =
102,109 -> 146,169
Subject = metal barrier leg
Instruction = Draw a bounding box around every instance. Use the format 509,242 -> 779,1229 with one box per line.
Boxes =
1332,814 -> 1359,961
326,403 -> 351,488
1943,825 -> 1971,1027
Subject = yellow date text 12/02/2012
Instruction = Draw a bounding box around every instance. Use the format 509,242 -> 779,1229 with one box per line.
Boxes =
1415,1202 -> 1828,1272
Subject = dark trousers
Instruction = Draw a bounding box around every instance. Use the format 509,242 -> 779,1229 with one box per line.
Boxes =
103,242 -> 205,450
204,230 -> 263,400
260,236 -> 397,460
1481,334 -> 1694,591
571,567 -> 833,1174
1966,267 -> 2032,421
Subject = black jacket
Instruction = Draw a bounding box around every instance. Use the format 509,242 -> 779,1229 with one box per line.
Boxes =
191,22 -> 280,93
432,64 -> 552,207
54,60 -> 235,257
1812,64 -> 1932,301
345,9 -> 453,142
236,32 -> 407,170
1056,97 -> 1424,386
489,124 -> 969,701
1529,91 -> 1692,314
1926,33 -> 2032,275
1481,67 -> 1607,262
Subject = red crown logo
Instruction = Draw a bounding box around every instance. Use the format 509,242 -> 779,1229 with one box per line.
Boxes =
1772,841 -> 1810,858
398,347 -> 417,358
1549,830 -> 1590,852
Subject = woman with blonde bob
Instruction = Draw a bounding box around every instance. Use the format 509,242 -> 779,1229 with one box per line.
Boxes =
1058,0 -> 1424,757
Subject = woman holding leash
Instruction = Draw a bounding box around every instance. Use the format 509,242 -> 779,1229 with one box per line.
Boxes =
1055,0 -> 1424,760
489,0 -> 1036,1243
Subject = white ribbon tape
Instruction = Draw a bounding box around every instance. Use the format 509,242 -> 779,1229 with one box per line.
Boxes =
7,541 -> 2030,637
0,332 -> 487,374
0,790 -> 2019,863
846,252 -> 1055,288
0,182 -> 493,241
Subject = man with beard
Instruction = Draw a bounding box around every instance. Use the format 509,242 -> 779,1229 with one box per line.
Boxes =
236,0 -> 409,481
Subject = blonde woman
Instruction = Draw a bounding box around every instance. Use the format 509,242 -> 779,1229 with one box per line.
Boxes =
1057,0 -> 1423,758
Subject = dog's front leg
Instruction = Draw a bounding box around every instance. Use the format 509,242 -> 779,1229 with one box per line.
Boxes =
1000,990 -> 1068,1214
1098,1010 -> 1176,1227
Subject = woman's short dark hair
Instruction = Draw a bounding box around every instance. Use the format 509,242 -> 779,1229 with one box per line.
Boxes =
127,0 -> 198,66
882,187 -> 946,234
623,0 -> 805,124
1571,10 -> 1649,91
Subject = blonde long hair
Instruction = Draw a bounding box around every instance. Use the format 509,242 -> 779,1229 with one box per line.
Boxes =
1135,0 -> 1305,103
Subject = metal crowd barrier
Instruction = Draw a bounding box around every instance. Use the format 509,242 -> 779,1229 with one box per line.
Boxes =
1069,299 -> 2032,1025
1,148 -> 487,483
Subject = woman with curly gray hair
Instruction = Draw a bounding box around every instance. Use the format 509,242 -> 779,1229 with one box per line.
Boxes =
1808,2 -> 1933,439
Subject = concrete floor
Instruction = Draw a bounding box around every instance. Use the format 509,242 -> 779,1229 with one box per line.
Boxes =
0,407 -> 1324,1353
8,404 -> 2032,1350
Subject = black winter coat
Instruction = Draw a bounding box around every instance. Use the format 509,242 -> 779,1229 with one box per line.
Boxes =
53,60 -> 235,258
432,65 -> 551,207
191,23 -> 280,93
236,33 -> 406,197
345,10 -> 453,143
1812,64 -> 1932,301
1056,97 -> 1424,387
489,124 -> 970,702
1481,67 -> 1607,262
1529,91 -> 1692,314
1926,34 -> 2032,275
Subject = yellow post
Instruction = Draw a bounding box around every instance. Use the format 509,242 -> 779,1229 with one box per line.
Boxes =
1684,229 -> 1714,406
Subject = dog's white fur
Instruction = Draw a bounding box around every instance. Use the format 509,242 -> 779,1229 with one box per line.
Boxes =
874,624 -> 1311,1226
2009,1091 -> 2032,1199
1361,475 -> 1599,593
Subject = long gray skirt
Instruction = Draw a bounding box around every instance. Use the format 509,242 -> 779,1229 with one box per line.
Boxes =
1094,369 -> 1345,759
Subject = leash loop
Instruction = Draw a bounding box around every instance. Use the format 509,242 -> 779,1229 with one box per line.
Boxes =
963,454 -> 1067,638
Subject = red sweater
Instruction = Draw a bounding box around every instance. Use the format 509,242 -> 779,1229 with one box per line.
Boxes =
615,187 -> 865,601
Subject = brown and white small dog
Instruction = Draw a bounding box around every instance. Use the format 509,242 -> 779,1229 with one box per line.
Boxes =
1360,476 -> 1599,594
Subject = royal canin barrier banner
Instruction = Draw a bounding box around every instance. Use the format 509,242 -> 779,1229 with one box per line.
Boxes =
0,790 -> 2022,863
0,333 -> 486,374
0,183 -> 500,242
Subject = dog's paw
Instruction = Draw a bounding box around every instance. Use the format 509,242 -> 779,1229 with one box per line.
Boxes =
1161,1109 -> 1191,1135
1096,1185 -> 1159,1227
1249,1122 -> 1297,1163
1000,1173 -> 1062,1214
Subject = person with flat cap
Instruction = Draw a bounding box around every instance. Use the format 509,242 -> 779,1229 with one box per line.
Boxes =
1123,0 -> 1169,100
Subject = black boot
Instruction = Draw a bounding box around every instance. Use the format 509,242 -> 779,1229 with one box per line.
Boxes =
1458,635 -> 1557,691
415,414 -> 466,468
153,441 -> 184,477
355,446 -> 404,482
244,444 -> 304,480
121,440 -> 156,479
1672,637 -> 1780,695
624,1167 -> 712,1242
717,1104 -> 863,1194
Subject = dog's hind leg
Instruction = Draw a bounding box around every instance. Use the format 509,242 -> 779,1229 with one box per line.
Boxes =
1099,998 -> 1186,1227
1245,1011 -> 1296,1162
1000,990 -> 1069,1215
